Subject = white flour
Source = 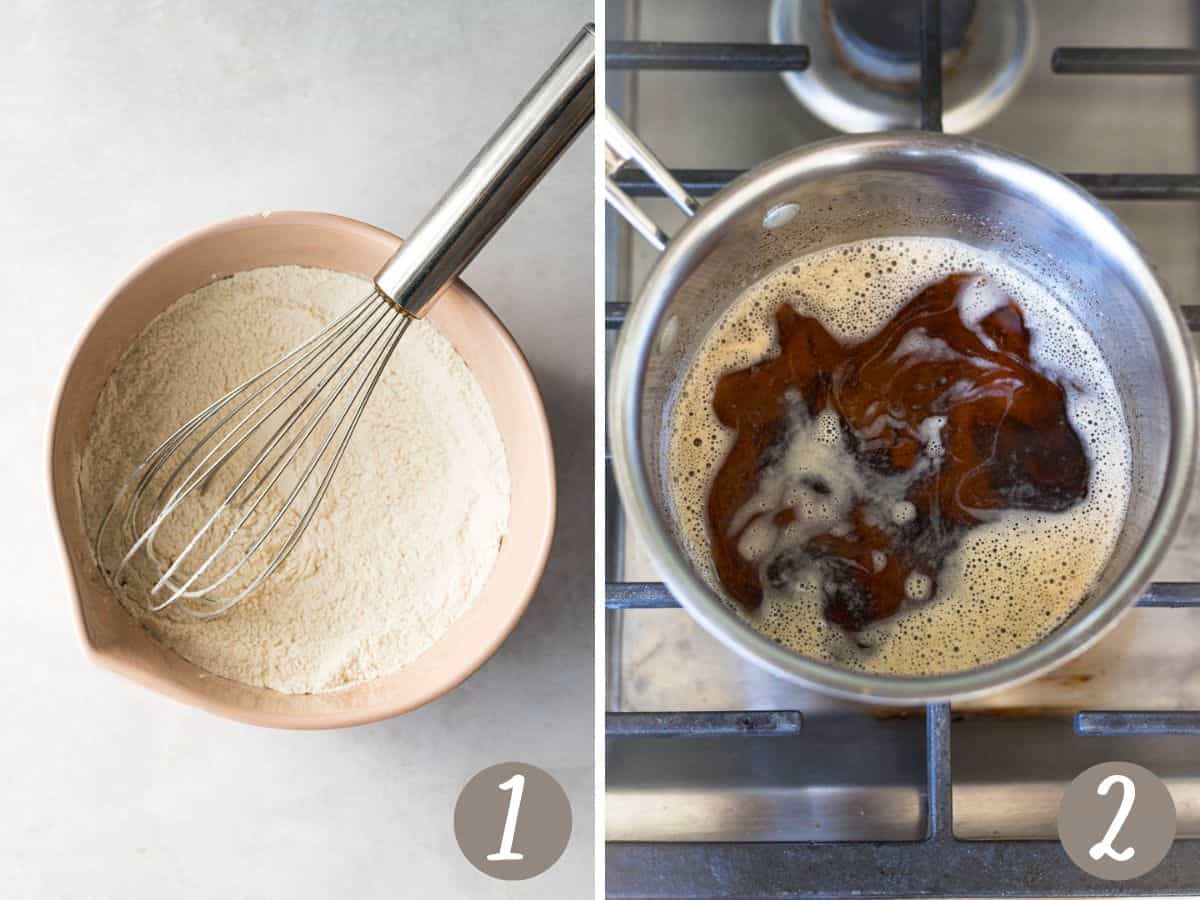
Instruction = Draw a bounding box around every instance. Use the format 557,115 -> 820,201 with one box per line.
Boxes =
78,266 -> 511,694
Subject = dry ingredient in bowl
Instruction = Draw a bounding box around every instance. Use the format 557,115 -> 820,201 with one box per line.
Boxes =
78,266 -> 511,694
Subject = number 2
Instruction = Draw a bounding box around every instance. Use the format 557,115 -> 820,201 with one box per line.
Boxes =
1089,774 -> 1137,863
487,774 -> 526,861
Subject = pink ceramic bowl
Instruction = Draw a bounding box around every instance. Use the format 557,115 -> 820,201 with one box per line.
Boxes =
47,212 -> 556,728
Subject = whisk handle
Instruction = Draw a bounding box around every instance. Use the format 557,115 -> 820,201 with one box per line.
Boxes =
374,24 -> 595,316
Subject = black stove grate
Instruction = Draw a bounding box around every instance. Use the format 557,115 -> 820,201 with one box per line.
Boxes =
605,2 -> 1200,896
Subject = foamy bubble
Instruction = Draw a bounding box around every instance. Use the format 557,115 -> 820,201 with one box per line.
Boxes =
905,572 -> 933,602
665,236 -> 1131,677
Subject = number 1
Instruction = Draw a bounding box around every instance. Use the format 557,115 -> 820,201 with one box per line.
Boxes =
487,774 -> 526,861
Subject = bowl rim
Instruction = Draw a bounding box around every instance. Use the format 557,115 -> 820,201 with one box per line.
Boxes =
47,210 -> 556,728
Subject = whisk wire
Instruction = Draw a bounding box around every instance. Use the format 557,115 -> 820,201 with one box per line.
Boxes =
97,291 -> 381,572
146,305 -> 409,608
160,313 -> 415,617
99,291 -> 416,616
137,294 -> 387,534
151,295 -> 383,505
135,297 -> 401,603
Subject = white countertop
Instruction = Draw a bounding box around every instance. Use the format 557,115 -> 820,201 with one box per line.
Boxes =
0,1 -> 593,896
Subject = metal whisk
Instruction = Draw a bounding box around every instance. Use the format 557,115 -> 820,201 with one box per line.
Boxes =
96,25 -> 594,619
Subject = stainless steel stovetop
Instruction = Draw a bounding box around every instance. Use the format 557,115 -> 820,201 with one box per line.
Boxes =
605,0 -> 1200,894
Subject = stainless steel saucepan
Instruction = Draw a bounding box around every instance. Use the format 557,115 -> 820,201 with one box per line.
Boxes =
605,110 -> 1198,704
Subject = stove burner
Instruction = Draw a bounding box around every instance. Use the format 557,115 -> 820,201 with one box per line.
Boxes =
828,0 -> 976,88
769,0 -> 1035,133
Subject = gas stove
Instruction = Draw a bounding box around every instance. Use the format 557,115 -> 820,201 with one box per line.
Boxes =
604,1 -> 1200,896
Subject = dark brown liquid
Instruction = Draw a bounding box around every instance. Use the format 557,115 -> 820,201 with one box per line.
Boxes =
707,273 -> 1090,631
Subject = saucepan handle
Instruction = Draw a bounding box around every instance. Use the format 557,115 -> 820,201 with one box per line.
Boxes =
604,107 -> 698,252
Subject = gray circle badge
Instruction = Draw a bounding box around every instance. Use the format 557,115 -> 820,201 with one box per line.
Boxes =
454,762 -> 572,880
1058,761 -> 1176,881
